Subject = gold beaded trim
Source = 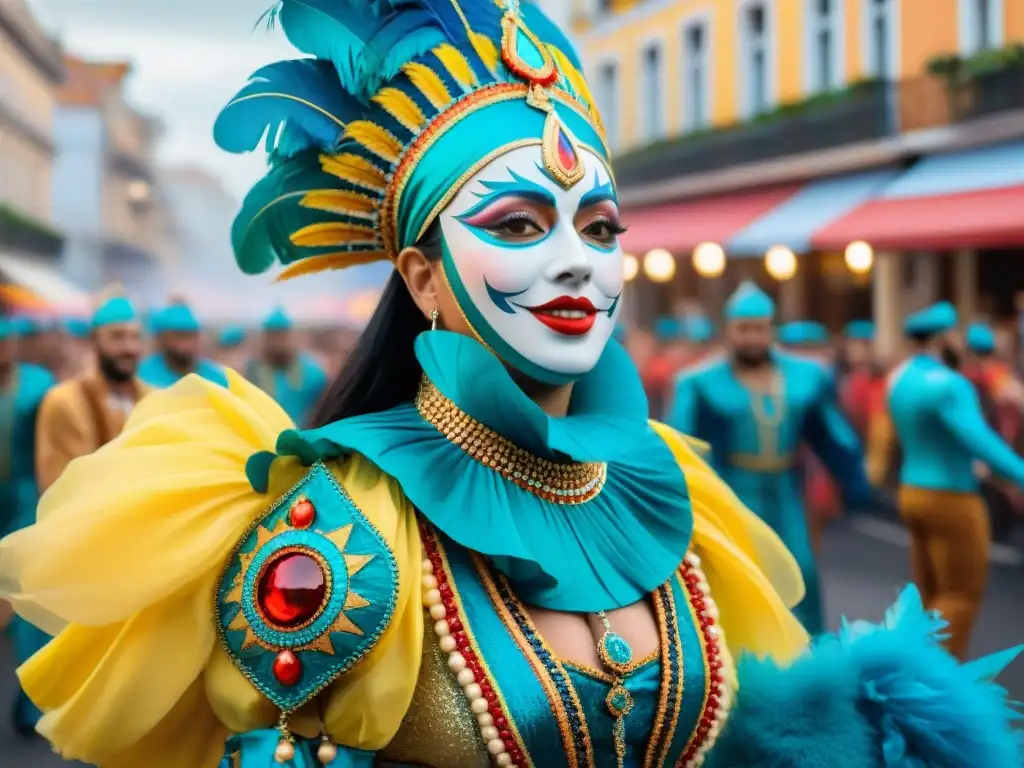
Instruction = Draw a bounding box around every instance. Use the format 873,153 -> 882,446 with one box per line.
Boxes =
415,378 -> 607,504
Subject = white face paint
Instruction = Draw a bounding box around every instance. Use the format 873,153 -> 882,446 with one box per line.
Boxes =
438,145 -> 624,384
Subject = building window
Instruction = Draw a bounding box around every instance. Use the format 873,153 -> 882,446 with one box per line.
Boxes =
808,0 -> 840,92
641,43 -> 664,141
683,20 -> 710,131
865,0 -> 893,79
742,2 -> 771,117
596,61 -> 619,149
961,0 -> 1003,54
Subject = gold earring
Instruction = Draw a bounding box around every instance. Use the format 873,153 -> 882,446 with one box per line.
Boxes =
430,308 -> 439,331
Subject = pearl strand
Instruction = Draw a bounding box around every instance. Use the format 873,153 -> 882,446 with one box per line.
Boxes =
421,557 -> 517,766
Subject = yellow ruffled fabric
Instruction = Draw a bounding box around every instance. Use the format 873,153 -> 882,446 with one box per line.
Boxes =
0,371 -> 423,767
651,421 -> 809,666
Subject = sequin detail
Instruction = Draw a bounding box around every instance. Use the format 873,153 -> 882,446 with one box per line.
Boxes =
415,378 -> 606,503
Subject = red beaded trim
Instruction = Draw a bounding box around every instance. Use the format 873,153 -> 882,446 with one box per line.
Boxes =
420,522 -> 532,767
678,555 -> 729,767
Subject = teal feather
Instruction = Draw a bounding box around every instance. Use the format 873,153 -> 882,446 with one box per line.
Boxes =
231,151 -> 377,275
707,585 -> 1022,768
277,0 -> 447,102
214,59 -> 359,155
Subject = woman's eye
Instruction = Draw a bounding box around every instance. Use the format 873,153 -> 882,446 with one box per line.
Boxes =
582,218 -> 625,245
485,213 -> 545,241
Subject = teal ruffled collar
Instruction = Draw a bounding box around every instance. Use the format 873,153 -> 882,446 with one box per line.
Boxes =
248,332 -> 692,612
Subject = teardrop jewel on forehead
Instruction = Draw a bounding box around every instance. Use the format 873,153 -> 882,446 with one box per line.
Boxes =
542,111 -> 585,189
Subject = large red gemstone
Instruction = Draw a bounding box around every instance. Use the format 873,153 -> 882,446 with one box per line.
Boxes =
289,498 -> 316,529
273,650 -> 303,686
257,551 -> 327,628
556,128 -> 578,173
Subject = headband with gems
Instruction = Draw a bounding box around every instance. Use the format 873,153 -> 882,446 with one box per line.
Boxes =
215,0 -> 607,282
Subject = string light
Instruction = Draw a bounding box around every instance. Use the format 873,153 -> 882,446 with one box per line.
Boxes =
844,241 -> 874,274
764,245 -> 797,281
643,248 -> 676,283
692,242 -> 726,278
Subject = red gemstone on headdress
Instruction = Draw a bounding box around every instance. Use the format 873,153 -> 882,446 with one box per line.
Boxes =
257,552 -> 327,628
273,650 -> 303,686
556,127 -> 578,172
289,498 -> 315,528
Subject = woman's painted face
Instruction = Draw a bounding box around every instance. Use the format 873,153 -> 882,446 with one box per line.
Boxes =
438,145 -> 624,385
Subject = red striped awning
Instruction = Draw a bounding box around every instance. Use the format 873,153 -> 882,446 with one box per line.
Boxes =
813,184 -> 1024,251
619,184 -> 802,255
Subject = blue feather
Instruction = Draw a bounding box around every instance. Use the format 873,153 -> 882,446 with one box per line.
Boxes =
214,59 -> 360,156
707,585 -> 1022,767
278,0 -> 446,102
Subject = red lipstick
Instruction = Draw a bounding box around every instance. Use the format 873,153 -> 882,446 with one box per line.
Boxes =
526,296 -> 599,336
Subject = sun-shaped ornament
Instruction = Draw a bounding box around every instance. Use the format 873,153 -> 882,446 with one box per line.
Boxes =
216,462 -> 398,714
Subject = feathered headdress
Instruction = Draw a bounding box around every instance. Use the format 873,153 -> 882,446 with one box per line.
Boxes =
215,0 -> 607,282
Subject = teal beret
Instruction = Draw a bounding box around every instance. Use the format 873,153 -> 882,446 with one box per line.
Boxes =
0,318 -> 12,341
724,280 -> 774,320
965,323 -> 996,354
904,302 -> 957,336
91,297 -> 138,329
218,325 -> 247,348
844,320 -> 874,340
263,307 -> 294,332
159,305 -> 201,333
65,318 -> 91,338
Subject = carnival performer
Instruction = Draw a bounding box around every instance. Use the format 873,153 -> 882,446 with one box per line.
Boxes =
0,3 -> 1019,767
35,296 -> 149,494
13,315 -> 65,378
0,316 -> 54,736
889,302 -> 1024,660
139,302 -> 228,388
668,284 -> 867,634
216,324 -> 250,371
246,308 -> 328,428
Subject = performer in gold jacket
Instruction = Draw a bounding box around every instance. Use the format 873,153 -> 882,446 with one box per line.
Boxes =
35,296 -> 148,492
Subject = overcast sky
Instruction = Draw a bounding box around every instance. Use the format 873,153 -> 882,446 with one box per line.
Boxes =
30,0 -> 295,201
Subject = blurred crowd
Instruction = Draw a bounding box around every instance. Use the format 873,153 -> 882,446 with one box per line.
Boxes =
626,312 -> 1024,543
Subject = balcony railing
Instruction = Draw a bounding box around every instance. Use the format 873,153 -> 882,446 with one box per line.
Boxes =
613,68 -> 1024,189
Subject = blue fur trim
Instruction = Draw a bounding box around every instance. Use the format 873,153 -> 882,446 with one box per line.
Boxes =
708,586 -> 1022,768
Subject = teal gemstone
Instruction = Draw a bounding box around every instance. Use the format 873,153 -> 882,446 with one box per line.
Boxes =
514,22 -> 547,71
602,632 -> 634,667
611,691 -> 627,709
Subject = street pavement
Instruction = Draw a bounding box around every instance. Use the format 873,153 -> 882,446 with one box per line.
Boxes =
1,517 -> 1022,766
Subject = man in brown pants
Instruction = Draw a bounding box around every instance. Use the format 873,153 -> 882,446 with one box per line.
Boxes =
886,302 -> 1024,659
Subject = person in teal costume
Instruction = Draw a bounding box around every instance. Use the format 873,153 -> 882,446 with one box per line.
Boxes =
0,317 -> 55,735
246,308 -> 327,428
668,282 -> 869,634
139,304 -> 228,388
2,1 -> 1021,766
890,302 -> 1024,660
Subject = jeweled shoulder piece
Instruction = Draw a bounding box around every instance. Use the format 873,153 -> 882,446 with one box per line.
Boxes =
216,462 -> 398,713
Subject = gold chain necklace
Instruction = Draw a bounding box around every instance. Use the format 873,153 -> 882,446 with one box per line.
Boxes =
415,378 -> 606,504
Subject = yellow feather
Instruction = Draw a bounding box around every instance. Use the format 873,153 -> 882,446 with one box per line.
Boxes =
549,46 -> 603,131
299,190 -> 378,218
290,221 -> 378,248
433,43 -> 478,91
470,32 -> 499,75
343,121 -> 404,164
401,62 -> 453,111
319,153 -> 387,192
371,88 -> 427,132
275,251 -> 389,282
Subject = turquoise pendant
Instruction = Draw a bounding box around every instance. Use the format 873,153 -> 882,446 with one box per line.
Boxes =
598,629 -> 634,676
